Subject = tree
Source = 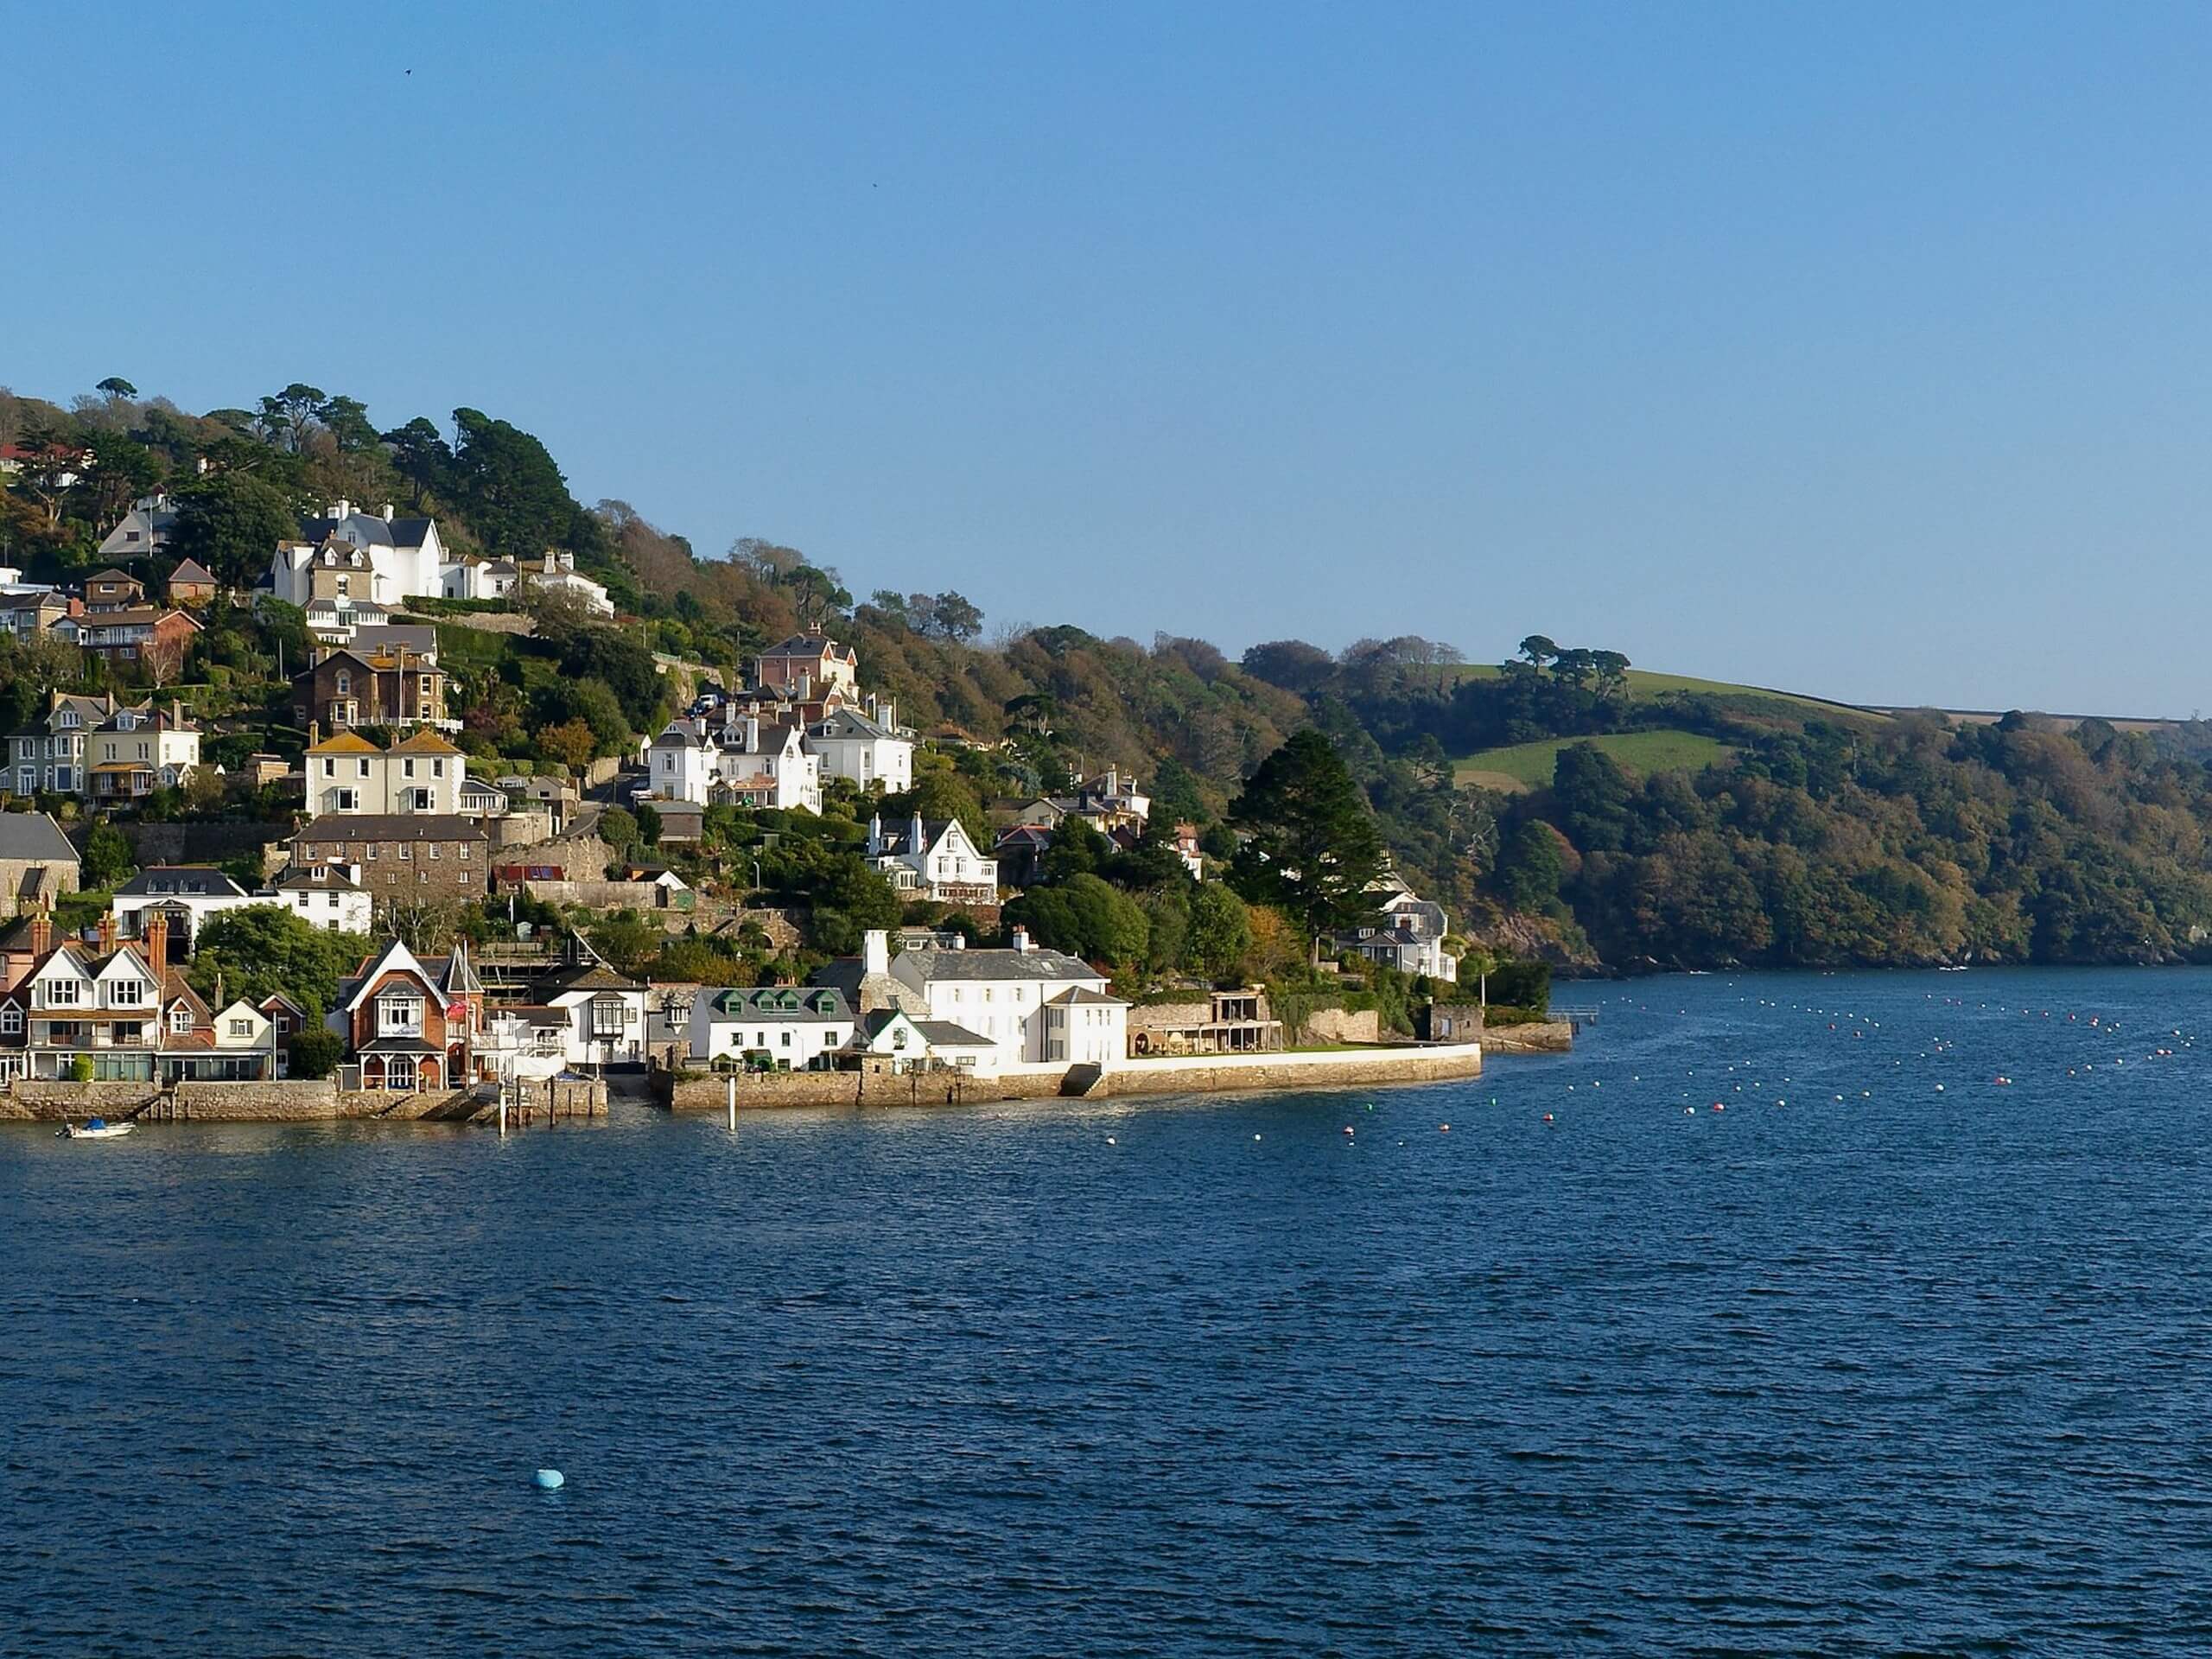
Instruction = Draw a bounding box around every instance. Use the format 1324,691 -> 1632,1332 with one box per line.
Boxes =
1185,881 -> 1254,982
1518,635 -> 1560,670
189,905 -> 372,1018
1241,639 -> 1336,694
634,802 -> 663,847
598,806 -> 640,858
95,377 -> 138,401
172,473 -> 296,589
81,819 -> 135,890
139,632 -> 187,690
926,591 -> 984,642
1498,820 -> 1566,911
290,1026 -> 345,1080
1003,873 -> 1149,970
383,416 -> 450,509
810,854 -> 903,955
258,383 -> 327,453
443,407 -> 581,559
1227,730 -> 1386,959
539,719 -> 598,774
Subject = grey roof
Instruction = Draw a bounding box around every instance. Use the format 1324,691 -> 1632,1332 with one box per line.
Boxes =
441,941 -> 484,996
809,708 -> 899,741
761,632 -> 856,660
897,945 -> 1103,984
0,812 -> 79,866
708,986 -> 852,1022
168,558 -> 215,583
114,866 -> 248,899
1048,986 -> 1128,1006
349,624 -> 436,657
811,958 -> 926,1017
536,962 -> 645,995
270,864 -> 363,893
912,1019 -> 992,1046
296,814 -> 488,843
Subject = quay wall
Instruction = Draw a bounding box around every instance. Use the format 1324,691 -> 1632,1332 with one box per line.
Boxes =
1,1080 -> 609,1123
1479,1020 -> 1574,1054
662,1042 -> 1484,1114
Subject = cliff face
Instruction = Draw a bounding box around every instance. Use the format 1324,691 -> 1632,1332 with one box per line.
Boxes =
1465,908 -> 1606,976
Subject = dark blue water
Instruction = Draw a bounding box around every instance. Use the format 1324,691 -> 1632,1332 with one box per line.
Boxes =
7,968 -> 2212,1655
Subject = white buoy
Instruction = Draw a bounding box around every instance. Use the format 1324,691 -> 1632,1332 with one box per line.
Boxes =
1106,1136 -> 1116,1145
534,1469 -> 564,1491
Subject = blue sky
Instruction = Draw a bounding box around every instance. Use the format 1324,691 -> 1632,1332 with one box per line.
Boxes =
10,1 -> 2212,713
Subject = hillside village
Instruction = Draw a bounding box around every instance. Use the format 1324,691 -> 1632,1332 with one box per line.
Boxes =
0,385 -> 1497,1107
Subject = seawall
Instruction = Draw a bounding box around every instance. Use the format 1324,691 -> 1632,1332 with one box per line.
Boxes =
3,1076 -> 604,1124
660,1042 -> 1484,1113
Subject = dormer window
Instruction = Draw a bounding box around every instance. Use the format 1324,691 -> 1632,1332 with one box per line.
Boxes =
0,1005 -> 20,1035
169,1007 -> 193,1034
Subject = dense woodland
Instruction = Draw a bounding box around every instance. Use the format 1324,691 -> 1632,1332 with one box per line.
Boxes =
8,378 -> 2212,976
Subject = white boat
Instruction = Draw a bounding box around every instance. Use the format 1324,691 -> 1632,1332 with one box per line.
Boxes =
58,1117 -> 135,1140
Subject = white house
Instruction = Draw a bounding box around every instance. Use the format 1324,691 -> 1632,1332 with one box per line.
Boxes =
96,493 -> 179,563
266,864 -> 373,934
1332,874 -> 1459,983
305,728 -> 468,817
531,957 -> 651,1066
440,556 -> 521,602
850,1007 -> 995,1073
687,985 -> 855,1070
805,705 -> 913,794
883,929 -> 1127,1069
644,715 -> 821,812
86,701 -> 201,804
110,868 -> 259,945
528,550 -> 613,616
867,811 -> 996,905
267,501 -> 447,605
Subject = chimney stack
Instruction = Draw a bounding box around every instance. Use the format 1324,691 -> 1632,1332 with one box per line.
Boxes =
1012,926 -> 1032,954
143,911 -> 168,973
97,913 -> 117,955
30,909 -> 51,957
862,929 -> 889,976
382,503 -> 395,522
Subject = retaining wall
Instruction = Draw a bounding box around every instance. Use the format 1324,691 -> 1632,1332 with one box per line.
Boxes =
6,1080 -> 486,1122
1480,1021 -> 1574,1053
662,1042 -> 1483,1113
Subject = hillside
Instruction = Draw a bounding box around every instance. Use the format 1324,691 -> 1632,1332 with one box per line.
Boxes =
10,378 -> 2212,974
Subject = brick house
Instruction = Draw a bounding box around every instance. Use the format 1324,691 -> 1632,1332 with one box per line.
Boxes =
289,814 -> 488,912
165,559 -> 218,606
289,644 -> 452,733
84,569 -> 146,611
327,938 -> 482,1091
54,605 -> 200,669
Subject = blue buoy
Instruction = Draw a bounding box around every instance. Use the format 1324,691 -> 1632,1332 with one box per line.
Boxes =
534,1468 -> 564,1491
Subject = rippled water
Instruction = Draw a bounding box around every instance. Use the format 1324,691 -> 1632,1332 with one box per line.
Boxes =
8,967 -> 2212,1654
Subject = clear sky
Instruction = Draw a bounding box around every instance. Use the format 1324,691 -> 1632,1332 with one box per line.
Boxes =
10,2 -> 2212,714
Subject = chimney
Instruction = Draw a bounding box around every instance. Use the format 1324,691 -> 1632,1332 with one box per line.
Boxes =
332,499 -> 350,521
143,911 -> 168,973
30,910 -> 51,957
308,720 -> 321,747
1012,926 -> 1032,954
744,716 -> 760,752
382,503 -> 394,522
862,929 -> 889,976
950,933 -> 966,950
97,913 -> 117,955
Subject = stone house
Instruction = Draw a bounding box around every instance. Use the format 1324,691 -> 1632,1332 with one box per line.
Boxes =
83,569 -> 146,611
1125,989 -> 1284,1058
165,559 -> 218,606
289,814 -> 489,912
0,812 -> 79,916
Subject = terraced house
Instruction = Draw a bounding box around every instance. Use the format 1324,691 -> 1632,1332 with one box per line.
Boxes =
87,701 -> 201,802
289,815 -> 488,912
5,693 -> 195,801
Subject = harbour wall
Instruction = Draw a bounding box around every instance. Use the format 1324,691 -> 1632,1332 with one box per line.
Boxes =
660,1042 -> 1484,1113
3,1077 -> 602,1123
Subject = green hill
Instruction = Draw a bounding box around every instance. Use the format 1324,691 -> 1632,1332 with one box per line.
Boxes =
1454,729 -> 1736,791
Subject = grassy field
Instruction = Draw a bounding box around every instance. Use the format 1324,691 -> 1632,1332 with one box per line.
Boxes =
1415,663 -> 1882,724
1453,728 -> 1735,791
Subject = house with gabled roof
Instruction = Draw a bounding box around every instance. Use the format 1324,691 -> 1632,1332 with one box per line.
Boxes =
15,911 -> 265,1080
267,500 -> 447,605
753,628 -> 859,699
867,810 -> 996,905
529,944 -> 650,1066
165,558 -> 218,607
0,811 -> 80,915
96,494 -> 180,566
304,724 -> 468,816
882,927 -> 1127,1068
686,985 -> 854,1071
111,866 -> 257,948
327,937 -> 480,1092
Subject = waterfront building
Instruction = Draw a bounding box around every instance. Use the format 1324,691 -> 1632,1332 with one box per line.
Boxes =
110,867 -> 258,949
9,912 -> 270,1082
686,985 -> 855,1071
327,938 -> 480,1091
878,928 -> 1127,1069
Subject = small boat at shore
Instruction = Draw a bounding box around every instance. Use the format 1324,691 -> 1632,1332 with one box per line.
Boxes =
58,1118 -> 134,1140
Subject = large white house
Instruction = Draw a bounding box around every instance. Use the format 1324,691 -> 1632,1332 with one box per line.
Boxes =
804,704 -> 913,794
96,493 -> 180,564
110,868 -> 260,945
267,864 -> 374,934
529,957 -> 651,1066
644,714 -> 821,812
866,811 -> 996,905
1332,873 -> 1459,983
686,985 -> 855,1071
306,728 -> 469,817
267,501 -> 447,606
885,929 -> 1127,1069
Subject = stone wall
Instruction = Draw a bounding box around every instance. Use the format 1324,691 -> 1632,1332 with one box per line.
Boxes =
112,821 -> 290,867
1478,1020 -> 1574,1053
524,880 -> 690,912
1303,1007 -> 1382,1045
661,1041 -> 1483,1114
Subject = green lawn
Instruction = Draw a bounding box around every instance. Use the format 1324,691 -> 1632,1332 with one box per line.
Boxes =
1415,663 -> 1882,724
1453,728 -> 1736,791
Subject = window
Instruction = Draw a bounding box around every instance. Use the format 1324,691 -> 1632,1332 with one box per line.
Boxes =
0,1006 -> 19,1035
377,993 -> 423,1036
591,999 -> 625,1037
427,842 -> 439,860
321,758 -> 335,778
432,760 -> 444,778
169,1007 -> 192,1033
107,979 -> 148,1007
45,978 -> 81,1007
335,671 -> 350,696
275,1015 -> 291,1034
357,759 -> 369,778
404,759 -> 416,778
399,843 -> 413,861
458,871 -> 472,886
227,1019 -> 252,1039
458,844 -> 470,861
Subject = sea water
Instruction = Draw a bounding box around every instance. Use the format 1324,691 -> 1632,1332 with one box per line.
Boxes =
4,966 -> 2212,1655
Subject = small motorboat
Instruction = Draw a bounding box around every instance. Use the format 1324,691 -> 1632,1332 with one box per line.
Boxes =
58,1117 -> 135,1140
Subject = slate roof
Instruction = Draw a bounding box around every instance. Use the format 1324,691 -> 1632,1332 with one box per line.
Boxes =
536,962 -> 645,995
114,867 -> 248,899
707,986 -> 851,1022
0,812 -> 79,865
911,1019 -> 992,1046
896,945 -> 1103,984
295,814 -> 487,843
809,708 -> 901,741
270,864 -> 363,893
